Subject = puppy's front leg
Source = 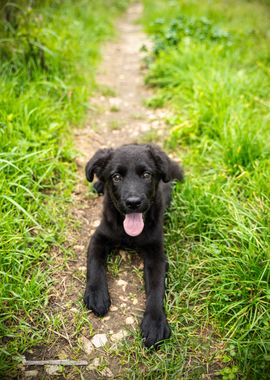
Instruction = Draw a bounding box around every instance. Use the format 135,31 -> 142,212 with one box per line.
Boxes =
83,230 -> 111,317
141,246 -> 171,347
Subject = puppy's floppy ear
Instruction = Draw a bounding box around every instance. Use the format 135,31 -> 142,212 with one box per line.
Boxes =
147,144 -> 184,183
85,148 -> 114,182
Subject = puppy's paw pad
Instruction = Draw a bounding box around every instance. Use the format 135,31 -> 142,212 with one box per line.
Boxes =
84,287 -> 111,317
141,313 -> 171,348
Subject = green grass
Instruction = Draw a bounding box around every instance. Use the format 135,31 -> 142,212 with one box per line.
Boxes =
110,0 -> 270,378
0,0 -> 128,376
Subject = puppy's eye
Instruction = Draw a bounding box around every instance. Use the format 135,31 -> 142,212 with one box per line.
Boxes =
112,173 -> 122,183
142,171 -> 152,180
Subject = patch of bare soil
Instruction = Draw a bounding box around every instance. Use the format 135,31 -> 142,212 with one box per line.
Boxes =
20,3 -> 171,379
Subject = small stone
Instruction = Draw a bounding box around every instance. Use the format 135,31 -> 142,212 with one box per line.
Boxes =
75,157 -> 84,168
140,123 -> 150,132
87,357 -> 100,371
92,220 -> 100,228
110,306 -> 118,311
91,333 -> 108,348
73,245 -> 84,251
100,367 -> 114,378
116,279 -> 128,291
109,97 -> 121,106
58,350 -> 68,360
79,336 -> 94,354
103,316 -> 110,321
125,316 -> 135,325
45,365 -> 59,375
132,298 -> 138,305
25,370 -> 38,378
111,329 -> 128,342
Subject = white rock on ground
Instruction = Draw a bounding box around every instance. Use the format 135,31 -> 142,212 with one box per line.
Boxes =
111,329 -> 128,342
25,370 -> 39,378
125,316 -> 135,325
92,220 -> 100,228
87,357 -> 100,371
132,298 -> 138,305
44,365 -> 59,375
91,333 -> 108,348
79,336 -> 94,354
116,279 -> 128,291
100,367 -> 114,378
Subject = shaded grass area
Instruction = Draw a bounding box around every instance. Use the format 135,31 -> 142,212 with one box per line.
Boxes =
115,0 -> 270,378
0,0 -> 128,376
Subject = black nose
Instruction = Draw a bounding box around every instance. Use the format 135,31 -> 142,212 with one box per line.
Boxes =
125,196 -> 142,210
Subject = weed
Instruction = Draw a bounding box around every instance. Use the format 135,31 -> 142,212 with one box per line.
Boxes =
110,105 -> 120,112
109,120 -> 122,130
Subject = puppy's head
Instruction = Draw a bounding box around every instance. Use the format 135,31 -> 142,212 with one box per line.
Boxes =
86,144 -> 183,236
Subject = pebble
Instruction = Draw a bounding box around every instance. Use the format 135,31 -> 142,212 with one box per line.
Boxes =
25,370 -> 38,378
91,333 -> 108,348
103,315 -> 111,321
92,220 -> 100,228
133,298 -> 138,305
79,336 -> 94,354
45,365 -> 59,375
109,97 -> 121,106
111,305 -> 118,311
87,357 -> 100,371
125,316 -> 135,325
111,329 -> 128,342
73,245 -> 84,251
100,367 -> 114,378
116,279 -> 128,291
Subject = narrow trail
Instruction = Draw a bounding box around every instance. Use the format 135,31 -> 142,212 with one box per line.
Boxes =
23,3 -> 171,379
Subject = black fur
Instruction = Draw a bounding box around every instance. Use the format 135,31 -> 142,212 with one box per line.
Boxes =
84,143 -> 183,347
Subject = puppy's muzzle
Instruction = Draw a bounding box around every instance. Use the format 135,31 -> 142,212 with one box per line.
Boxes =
125,196 -> 142,211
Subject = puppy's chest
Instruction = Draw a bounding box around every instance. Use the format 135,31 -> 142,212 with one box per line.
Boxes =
118,232 -> 141,250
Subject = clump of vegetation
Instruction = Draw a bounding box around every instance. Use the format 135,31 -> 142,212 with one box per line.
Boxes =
149,15 -> 232,55
0,0 -> 128,376
126,0 -> 270,378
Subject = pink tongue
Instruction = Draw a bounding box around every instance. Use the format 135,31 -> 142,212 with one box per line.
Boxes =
123,213 -> 144,237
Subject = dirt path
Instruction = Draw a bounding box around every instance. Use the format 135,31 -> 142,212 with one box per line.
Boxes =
22,3 -> 170,379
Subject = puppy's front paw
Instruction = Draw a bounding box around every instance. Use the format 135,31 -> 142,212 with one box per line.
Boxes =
84,285 -> 111,317
141,311 -> 171,348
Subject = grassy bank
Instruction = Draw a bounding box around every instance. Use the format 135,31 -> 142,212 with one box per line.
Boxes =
137,0 -> 270,378
0,0 -> 128,376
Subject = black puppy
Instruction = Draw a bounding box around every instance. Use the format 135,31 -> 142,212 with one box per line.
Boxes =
84,143 -> 183,347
